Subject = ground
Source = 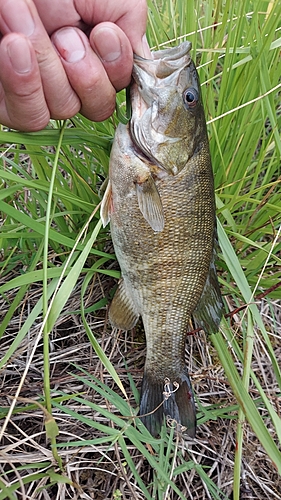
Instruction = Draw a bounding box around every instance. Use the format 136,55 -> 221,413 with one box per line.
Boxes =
0,267 -> 280,499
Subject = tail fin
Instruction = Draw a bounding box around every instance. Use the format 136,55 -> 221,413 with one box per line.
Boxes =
139,370 -> 196,437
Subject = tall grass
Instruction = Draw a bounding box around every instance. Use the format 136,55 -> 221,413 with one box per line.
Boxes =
0,0 -> 280,498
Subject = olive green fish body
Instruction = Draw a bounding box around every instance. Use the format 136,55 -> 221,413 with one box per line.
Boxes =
101,42 -> 223,437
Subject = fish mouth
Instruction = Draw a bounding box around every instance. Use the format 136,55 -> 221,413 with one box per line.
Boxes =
129,41 -> 195,175
133,41 -> 192,78
131,41 -> 192,110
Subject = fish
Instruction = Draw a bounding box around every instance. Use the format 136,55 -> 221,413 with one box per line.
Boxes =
101,41 -> 223,437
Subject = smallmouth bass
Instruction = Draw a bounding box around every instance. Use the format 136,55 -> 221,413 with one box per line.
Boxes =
101,41 -> 223,437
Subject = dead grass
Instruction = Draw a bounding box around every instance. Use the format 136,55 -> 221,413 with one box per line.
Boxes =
0,268 -> 280,499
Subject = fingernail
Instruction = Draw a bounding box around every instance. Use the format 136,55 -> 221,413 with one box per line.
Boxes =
92,27 -> 122,63
2,0 -> 35,36
53,28 -> 86,63
7,37 -> 32,73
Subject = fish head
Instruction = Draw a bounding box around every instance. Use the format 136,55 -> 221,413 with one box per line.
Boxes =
130,41 -> 207,176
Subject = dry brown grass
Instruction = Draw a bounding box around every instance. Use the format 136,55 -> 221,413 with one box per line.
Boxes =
0,269 -> 280,499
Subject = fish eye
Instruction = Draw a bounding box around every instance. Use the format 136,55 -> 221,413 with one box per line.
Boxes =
183,87 -> 199,109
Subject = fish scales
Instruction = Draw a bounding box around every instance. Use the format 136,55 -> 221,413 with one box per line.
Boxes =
101,41 -> 223,437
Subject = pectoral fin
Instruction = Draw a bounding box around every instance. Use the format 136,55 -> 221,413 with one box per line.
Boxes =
136,176 -> 164,232
109,279 -> 139,330
100,179 -> 112,228
193,253 -> 224,335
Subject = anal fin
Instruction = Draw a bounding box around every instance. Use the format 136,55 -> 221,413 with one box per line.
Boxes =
109,279 -> 139,330
136,175 -> 164,232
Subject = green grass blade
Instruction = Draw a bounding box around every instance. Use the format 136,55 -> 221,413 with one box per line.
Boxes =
211,330 -> 281,474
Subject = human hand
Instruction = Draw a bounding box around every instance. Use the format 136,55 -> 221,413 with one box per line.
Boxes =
0,0 -> 150,131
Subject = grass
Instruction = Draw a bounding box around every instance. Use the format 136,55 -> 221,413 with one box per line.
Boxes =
0,0 -> 281,498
